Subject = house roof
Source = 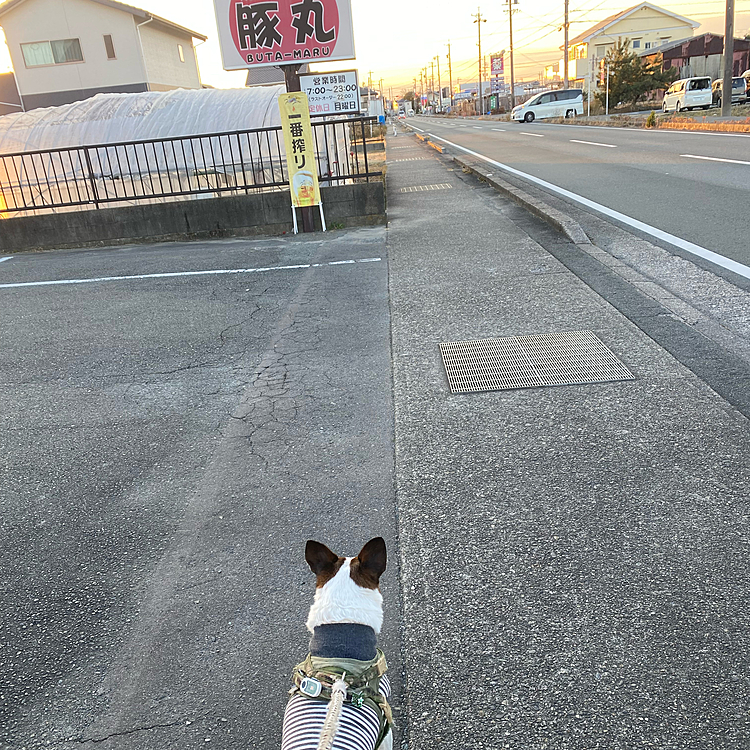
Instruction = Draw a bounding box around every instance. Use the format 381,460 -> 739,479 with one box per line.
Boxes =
567,2 -> 698,47
637,31 -> 750,57
0,0 -> 207,40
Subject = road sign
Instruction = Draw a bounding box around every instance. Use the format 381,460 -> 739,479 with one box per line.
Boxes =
491,54 -> 504,76
278,91 -> 326,233
299,69 -> 360,116
214,0 -> 356,71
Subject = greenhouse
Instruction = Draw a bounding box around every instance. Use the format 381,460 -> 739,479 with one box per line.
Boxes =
0,87 -> 366,215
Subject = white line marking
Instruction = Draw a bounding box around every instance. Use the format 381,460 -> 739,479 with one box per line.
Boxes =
0,256 -> 13,263
426,132 -> 750,280
570,139 -> 617,148
473,126 -> 482,129
0,258 -> 383,289
410,125 -> 425,132
459,125 -> 468,127
492,128 -> 506,131
680,153 -> 750,166
520,132 -> 544,137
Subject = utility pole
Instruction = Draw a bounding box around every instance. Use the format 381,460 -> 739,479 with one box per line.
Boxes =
435,55 -> 442,112
511,6 -> 517,106
430,60 -> 435,111
563,0 -> 569,89
447,42 -> 454,110
722,0 -> 735,117
473,8 -> 486,115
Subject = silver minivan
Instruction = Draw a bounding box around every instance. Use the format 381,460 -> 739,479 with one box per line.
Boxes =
662,77 -> 711,112
511,88 -> 584,122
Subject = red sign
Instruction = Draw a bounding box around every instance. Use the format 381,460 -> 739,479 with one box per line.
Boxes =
491,55 -> 504,76
215,0 -> 355,70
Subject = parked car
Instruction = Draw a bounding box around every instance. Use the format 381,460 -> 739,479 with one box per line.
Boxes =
711,77 -> 748,106
397,111 -> 406,120
743,70 -> 750,99
511,88 -> 584,123
662,77 -> 711,112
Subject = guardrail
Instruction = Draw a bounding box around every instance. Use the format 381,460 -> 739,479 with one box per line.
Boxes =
0,116 -> 383,216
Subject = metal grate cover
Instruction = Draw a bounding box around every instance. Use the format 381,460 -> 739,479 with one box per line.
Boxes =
399,184 -> 453,193
440,331 -> 634,393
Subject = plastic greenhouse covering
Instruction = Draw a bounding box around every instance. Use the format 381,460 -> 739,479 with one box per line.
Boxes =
0,87 -> 358,215
0,87 -> 285,154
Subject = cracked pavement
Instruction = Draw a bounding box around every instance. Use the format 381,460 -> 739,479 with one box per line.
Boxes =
2,130 -> 750,750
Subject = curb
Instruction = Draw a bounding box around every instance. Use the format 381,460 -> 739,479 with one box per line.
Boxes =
450,154 -> 591,245
400,122 -> 591,245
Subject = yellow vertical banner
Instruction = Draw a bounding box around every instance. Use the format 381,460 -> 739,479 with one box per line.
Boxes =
278,92 -> 321,209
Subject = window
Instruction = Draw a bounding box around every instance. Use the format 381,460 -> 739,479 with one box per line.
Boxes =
539,93 -> 554,104
645,42 -> 651,49
21,38 -> 83,67
632,39 -> 641,49
595,45 -> 605,57
103,34 -> 116,59
177,43 -> 185,63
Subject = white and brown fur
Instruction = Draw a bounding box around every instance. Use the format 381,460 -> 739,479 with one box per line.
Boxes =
281,538 -> 392,750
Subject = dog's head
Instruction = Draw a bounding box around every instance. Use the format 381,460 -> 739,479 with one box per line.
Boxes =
304,537 -> 387,633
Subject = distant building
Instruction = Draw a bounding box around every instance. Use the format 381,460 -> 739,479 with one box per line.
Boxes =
0,0 -> 207,111
245,64 -> 310,87
561,2 -> 698,87
639,33 -> 750,80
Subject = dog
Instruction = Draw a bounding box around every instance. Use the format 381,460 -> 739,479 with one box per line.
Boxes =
281,537 -> 393,750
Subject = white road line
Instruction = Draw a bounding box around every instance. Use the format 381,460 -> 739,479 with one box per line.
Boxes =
410,125 -> 425,132
459,125 -> 468,128
426,132 -> 750,280
492,128 -> 506,131
0,256 -> 13,263
473,126 -> 482,129
570,139 -> 617,148
0,257 -> 383,290
681,153 -> 750,166
520,132 -> 544,137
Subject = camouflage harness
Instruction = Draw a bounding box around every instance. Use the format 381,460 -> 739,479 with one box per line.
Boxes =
290,649 -> 392,749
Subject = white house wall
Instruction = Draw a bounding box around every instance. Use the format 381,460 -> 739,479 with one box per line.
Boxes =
1,0 -> 147,99
139,22 -> 200,91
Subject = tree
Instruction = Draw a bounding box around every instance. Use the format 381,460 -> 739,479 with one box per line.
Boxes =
595,37 -> 678,109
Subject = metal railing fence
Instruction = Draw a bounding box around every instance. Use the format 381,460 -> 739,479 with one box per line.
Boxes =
0,116 -> 382,216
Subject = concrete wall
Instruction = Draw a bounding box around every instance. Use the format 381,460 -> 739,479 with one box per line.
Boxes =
0,182 -> 386,252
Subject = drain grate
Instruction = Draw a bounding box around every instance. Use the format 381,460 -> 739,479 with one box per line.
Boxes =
399,184 -> 453,193
439,331 -> 634,393
389,157 -> 430,162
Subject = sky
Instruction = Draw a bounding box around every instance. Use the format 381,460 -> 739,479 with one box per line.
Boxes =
1,0 -> 749,94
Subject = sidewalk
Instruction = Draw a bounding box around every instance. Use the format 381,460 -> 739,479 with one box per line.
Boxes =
385,131 -> 749,748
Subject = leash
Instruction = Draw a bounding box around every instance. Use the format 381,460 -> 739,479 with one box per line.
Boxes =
316,673 -> 347,750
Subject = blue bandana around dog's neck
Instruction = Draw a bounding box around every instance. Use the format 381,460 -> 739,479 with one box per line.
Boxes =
310,624 -> 377,661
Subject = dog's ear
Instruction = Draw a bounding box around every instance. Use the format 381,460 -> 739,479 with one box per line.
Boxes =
351,537 -> 387,589
305,540 -> 339,576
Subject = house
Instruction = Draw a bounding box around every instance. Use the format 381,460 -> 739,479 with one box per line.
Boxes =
0,0 -> 206,111
245,64 -> 309,88
561,2 -> 699,87
639,33 -> 750,80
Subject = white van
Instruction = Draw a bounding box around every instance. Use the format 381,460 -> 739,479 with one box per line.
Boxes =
662,77 -> 711,112
511,89 -> 584,123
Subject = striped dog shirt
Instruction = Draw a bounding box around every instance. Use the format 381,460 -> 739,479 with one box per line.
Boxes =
282,624 -> 392,750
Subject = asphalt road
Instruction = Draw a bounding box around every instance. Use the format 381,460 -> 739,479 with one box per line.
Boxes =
0,231 -> 402,749
411,115 -> 750,270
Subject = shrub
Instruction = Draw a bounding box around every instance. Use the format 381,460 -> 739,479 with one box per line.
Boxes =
645,111 -> 657,128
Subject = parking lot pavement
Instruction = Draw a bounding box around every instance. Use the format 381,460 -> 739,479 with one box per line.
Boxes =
0,228 -> 403,749
385,132 -> 750,749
